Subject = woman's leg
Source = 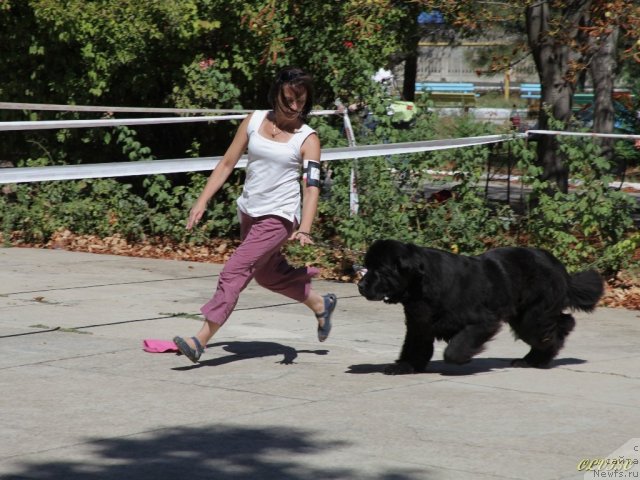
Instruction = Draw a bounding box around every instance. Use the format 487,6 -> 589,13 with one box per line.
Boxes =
185,285 -> 333,353
303,289 -> 330,327
176,213 -> 292,354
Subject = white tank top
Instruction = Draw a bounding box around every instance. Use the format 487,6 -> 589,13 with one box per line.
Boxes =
236,110 -> 316,222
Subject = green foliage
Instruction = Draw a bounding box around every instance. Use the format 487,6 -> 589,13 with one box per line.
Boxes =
0,0 -> 411,247
612,139 -> 640,180
517,135 -> 636,274
316,102 -> 515,255
2,109 -> 637,278
113,125 -> 153,162
142,171 -> 242,243
415,195 -> 517,254
170,59 -> 242,110
27,0 -> 205,100
0,122 -> 245,245
0,0 -> 637,280
315,102 -> 637,275
143,174 -> 187,240
319,156 -> 413,251
1,175 -> 148,243
0,1 -> 408,109
184,172 -> 243,241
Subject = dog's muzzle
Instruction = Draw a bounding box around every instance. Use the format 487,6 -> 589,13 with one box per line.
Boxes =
358,276 -> 389,302
355,266 -> 369,295
357,278 -> 368,296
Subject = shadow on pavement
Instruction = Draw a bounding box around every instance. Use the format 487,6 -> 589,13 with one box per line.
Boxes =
346,357 -> 586,376
3,425 -> 430,480
172,341 -> 329,371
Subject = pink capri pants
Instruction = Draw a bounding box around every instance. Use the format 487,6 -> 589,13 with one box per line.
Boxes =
200,211 -> 318,325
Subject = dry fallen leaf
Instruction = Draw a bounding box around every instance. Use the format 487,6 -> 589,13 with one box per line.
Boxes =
22,233 -> 640,310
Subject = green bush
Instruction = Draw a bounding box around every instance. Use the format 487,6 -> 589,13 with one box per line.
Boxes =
519,134 -> 636,274
315,98 -> 516,255
2,175 -> 148,243
1,104 -> 637,279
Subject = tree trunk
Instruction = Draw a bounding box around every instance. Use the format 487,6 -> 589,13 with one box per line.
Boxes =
401,4 -> 422,102
590,24 -> 619,172
526,1 -> 592,193
402,52 -> 417,101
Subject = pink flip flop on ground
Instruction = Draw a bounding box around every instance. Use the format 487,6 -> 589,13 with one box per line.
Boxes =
142,339 -> 178,353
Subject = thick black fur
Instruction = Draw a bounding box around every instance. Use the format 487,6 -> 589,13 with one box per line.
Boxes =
357,239 -> 604,375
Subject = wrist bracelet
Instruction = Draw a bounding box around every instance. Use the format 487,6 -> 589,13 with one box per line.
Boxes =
297,231 -> 312,238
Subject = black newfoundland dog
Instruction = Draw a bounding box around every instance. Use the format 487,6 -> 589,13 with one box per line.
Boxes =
357,239 -> 604,375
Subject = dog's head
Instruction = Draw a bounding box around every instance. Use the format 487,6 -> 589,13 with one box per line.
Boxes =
357,239 -> 424,304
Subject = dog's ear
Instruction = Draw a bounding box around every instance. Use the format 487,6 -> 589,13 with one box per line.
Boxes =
396,243 -> 425,276
397,243 -> 436,298
364,239 -> 387,267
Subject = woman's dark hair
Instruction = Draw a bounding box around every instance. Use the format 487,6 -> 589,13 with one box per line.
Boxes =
268,66 -> 314,120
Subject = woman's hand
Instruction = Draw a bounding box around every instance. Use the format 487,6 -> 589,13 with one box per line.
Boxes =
186,199 -> 208,230
290,230 -> 314,246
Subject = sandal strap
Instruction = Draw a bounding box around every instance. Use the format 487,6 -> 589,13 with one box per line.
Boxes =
315,293 -> 337,318
191,336 -> 204,354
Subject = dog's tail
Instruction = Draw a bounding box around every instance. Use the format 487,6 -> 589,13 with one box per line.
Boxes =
567,269 -> 604,312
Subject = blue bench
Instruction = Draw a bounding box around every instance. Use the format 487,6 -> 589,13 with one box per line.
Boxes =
415,82 -> 477,106
519,83 -> 541,100
416,82 -> 476,93
573,92 -> 594,106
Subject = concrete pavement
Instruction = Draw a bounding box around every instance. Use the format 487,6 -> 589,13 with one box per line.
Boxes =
0,246 -> 639,480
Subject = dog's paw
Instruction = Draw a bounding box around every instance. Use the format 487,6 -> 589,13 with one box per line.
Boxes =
443,348 -> 472,365
383,361 -> 417,375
